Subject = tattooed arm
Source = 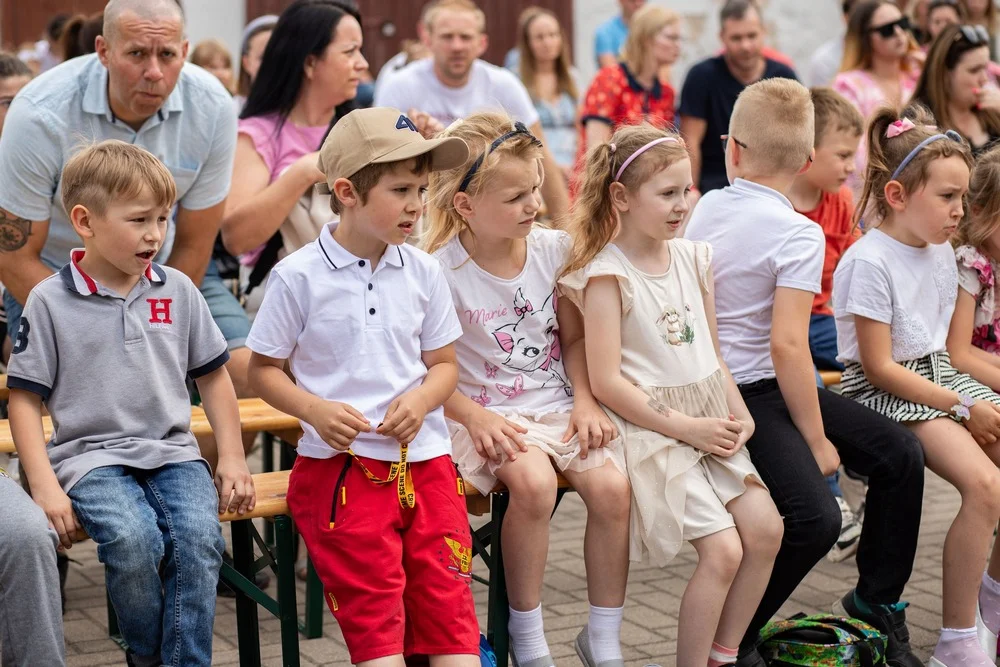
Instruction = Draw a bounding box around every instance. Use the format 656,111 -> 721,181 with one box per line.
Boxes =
0,208 -> 52,305
583,276 -> 741,456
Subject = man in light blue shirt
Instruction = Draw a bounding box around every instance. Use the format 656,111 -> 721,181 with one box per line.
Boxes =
0,0 -> 255,400
594,0 -> 645,68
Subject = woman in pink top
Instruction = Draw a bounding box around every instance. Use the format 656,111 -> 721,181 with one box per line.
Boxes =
220,1 -> 368,264
834,0 -> 922,192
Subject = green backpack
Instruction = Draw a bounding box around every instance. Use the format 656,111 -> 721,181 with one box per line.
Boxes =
757,613 -> 888,666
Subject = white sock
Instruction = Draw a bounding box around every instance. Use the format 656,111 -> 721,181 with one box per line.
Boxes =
588,604 -> 624,663
509,604 -> 550,663
940,626 -> 979,643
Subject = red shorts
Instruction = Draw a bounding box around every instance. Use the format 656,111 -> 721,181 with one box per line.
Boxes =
286,453 -> 479,663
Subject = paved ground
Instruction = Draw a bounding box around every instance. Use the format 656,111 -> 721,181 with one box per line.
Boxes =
35,456 -> 956,666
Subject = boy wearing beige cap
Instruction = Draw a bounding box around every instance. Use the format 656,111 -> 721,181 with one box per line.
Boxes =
246,108 -> 480,666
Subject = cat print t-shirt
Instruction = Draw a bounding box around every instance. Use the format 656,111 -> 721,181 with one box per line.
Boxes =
433,228 -> 575,416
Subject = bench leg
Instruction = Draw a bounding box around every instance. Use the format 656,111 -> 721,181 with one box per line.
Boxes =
274,515 -> 301,667
486,492 -> 510,667
232,520 -> 262,667
302,558 -> 324,639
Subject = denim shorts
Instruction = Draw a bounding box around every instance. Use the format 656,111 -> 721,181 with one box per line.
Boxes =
4,260 -> 250,350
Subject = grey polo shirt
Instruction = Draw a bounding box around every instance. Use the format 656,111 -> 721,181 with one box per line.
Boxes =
0,54 -> 237,270
6,251 -> 230,491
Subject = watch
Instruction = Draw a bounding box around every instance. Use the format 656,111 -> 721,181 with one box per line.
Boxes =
951,393 -> 976,420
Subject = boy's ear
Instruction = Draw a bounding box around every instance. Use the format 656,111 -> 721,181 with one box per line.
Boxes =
454,191 -> 474,220
884,180 -> 907,210
332,178 -> 359,210
797,148 -> 817,176
69,204 -> 96,239
609,182 -> 630,212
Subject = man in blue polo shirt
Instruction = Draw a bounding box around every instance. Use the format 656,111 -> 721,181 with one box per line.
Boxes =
594,0 -> 646,68
0,0 -> 253,405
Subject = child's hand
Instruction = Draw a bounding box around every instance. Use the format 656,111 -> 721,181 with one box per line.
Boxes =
806,436 -> 841,476
377,391 -> 428,445
466,406 -> 529,463
564,401 -> 618,459
964,400 -> 1000,447
33,483 -> 80,550
729,414 -> 754,455
215,456 -> 256,516
680,415 -> 742,457
307,400 -> 372,451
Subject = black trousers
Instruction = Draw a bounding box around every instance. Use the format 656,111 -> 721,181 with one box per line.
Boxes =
737,380 -> 925,647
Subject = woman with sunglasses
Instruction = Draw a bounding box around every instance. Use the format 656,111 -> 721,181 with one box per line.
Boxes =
926,0 -> 967,44
912,23 -> 1000,157
834,0 -> 923,192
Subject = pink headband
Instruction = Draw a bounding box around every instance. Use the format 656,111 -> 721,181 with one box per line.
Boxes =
613,137 -> 679,182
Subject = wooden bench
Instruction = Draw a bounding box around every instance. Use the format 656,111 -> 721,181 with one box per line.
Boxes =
0,374 -> 7,402
819,370 -> 843,388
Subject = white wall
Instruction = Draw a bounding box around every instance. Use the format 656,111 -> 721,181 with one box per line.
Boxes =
181,0 -> 245,62
573,0 -> 845,90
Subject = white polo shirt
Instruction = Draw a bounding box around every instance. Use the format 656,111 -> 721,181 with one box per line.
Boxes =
246,223 -> 463,461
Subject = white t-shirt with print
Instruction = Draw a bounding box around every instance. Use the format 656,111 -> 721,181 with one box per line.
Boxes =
433,228 -> 575,416
833,228 -> 958,364
684,178 -> 825,384
374,58 -> 540,128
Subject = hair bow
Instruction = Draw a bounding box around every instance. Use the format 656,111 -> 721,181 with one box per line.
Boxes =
514,301 -> 533,316
886,118 -> 916,138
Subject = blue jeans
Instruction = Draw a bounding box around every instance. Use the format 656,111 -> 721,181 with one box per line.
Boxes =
68,462 -> 224,666
809,313 -> 844,371
4,262 -> 250,350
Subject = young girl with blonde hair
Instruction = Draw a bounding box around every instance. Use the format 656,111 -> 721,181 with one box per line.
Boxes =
424,111 -> 631,667
559,123 -> 783,667
835,105 -> 1000,666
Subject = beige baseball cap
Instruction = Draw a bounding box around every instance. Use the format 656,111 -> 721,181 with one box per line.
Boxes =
316,107 -> 469,194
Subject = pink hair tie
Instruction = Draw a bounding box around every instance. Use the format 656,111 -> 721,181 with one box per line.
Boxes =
886,118 -> 916,138
614,137 -> 679,182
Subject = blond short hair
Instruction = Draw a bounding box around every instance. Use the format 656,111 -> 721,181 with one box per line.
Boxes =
424,0 -> 486,34
61,140 -> 176,216
621,5 -> 680,74
730,78 -> 815,175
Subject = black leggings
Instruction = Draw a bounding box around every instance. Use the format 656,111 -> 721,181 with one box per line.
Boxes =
737,379 -> 925,647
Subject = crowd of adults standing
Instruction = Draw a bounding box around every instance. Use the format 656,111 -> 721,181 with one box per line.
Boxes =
2,0 -> 1000,664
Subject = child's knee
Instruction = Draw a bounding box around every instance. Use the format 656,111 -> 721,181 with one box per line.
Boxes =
744,503 -> 784,559
173,509 -> 225,568
700,530 -> 743,582
962,469 -> 1000,518
583,468 -> 631,522
101,522 -> 164,573
506,465 -> 558,518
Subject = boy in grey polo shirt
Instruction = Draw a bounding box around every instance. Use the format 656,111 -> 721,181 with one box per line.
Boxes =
7,141 -> 255,667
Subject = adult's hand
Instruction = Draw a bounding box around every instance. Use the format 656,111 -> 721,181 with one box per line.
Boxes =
407,108 -> 445,138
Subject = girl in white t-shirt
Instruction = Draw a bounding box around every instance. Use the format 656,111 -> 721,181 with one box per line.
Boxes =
423,112 -> 630,667
834,106 -> 1000,666
559,123 -> 783,667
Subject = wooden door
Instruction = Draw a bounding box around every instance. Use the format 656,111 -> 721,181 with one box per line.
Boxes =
245,0 -> 574,73
2,0 -> 106,51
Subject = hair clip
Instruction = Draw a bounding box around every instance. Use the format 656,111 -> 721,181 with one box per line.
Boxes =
886,118 -> 916,138
609,143 -> 617,155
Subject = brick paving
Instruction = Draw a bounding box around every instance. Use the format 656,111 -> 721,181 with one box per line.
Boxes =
41,456 -> 958,667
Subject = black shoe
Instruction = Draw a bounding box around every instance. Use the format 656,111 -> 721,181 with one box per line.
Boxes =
734,646 -> 767,666
835,589 -> 923,667
217,549 -> 270,597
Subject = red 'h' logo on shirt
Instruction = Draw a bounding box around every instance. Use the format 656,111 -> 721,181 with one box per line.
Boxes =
147,298 -> 173,324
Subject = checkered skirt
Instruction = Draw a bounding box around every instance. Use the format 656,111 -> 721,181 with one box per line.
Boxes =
840,351 -> 1000,422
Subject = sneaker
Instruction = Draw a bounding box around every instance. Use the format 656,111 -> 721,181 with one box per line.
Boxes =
834,589 -> 923,667
217,549 -> 270,597
574,625 -> 625,667
827,496 -> 862,563
510,651 -> 555,667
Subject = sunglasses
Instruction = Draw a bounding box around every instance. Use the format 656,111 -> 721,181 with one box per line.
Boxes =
869,15 -> 911,39
956,24 -> 991,45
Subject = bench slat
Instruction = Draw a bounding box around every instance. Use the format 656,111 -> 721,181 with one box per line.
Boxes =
0,398 -> 299,455
0,374 -> 7,402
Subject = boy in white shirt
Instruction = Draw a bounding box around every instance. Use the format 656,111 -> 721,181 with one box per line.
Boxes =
245,107 -> 481,666
685,78 -> 925,667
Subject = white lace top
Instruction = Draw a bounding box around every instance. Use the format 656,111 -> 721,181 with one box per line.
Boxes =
832,228 -> 958,363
